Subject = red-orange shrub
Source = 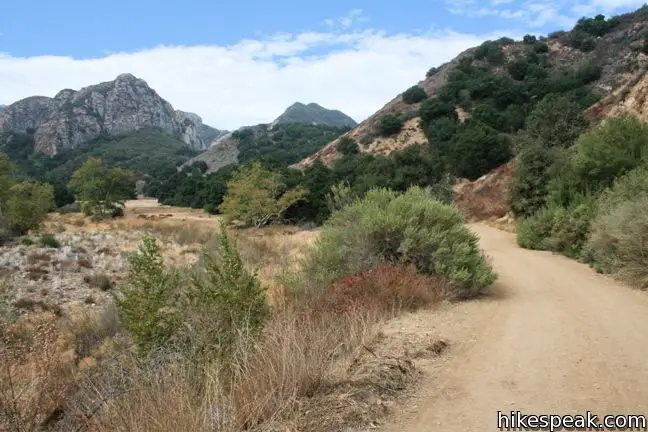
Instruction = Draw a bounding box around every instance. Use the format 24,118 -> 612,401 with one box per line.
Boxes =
313,264 -> 445,315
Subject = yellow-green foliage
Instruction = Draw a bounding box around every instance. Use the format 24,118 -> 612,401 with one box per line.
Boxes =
5,181 -> 54,234
68,157 -> 135,218
219,161 -> 307,227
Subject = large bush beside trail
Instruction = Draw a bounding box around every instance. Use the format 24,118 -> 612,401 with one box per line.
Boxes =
587,167 -> 648,285
516,196 -> 594,258
588,197 -> 648,288
571,114 -> 648,193
303,187 -> 497,299
517,114 -> 648,261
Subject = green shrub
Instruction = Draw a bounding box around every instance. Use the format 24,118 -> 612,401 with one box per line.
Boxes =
517,197 -> 594,258
303,187 -> 496,299
426,67 -> 438,78
588,196 -> 648,287
184,223 -> 268,358
402,85 -> 428,104
596,165 -> 648,216
474,41 -> 505,64
337,136 -> 359,155
544,197 -> 595,258
326,181 -> 358,213
376,115 -> 404,136
588,166 -> 648,276
572,114 -> 648,192
516,207 -> 556,250
507,59 -> 529,80
420,98 -> 458,128
109,205 -> 124,218
573,14 -> 619,37
446,121 -> 512,180
20,236 -> 34,246
204,203 -> 219,215
525,94 -> 588,148
116,236 -> 180,354
38,234 -> 60,249
569,30 -> 596,51
85,273 -> 114,291
423,181 -> 453,205
508,142 -> 555,217
523,34 -> 537,44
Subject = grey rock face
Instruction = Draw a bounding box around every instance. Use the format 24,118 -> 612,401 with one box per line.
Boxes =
175,110 -> 229,148
0,74 -> 210,155
184,131 -> 240,173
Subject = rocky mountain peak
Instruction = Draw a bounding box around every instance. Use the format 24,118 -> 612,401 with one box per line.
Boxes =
115,72 -> 138,82
0,74 -> 215,155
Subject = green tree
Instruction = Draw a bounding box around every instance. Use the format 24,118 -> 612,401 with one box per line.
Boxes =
5,181 -> 55,234
185,223 -> 268,358
446,121 -> 512,180
508,141 -> 555,217
337,136 -> 359,155
572,114 -> 648,192
420,98 -> 458,129
525,94 -> 588,148
402,85 -> 428,104
219,162 -> 307,227
116,236 -> 180,354
376,115 -> 404,136
68,157 -> 135,218
0,153 -> 16,222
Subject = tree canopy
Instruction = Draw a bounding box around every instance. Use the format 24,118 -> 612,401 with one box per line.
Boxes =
68,157 -> 135,218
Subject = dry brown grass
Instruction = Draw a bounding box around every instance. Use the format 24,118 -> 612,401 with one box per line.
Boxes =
4,200 -> 445,431
71,305 -> 380,432
229,307 -> 378,429
0,312 -> 76,431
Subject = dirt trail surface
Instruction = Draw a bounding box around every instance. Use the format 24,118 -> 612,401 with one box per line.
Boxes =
377,223 -> 648,432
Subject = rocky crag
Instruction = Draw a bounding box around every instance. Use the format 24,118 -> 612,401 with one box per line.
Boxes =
0,74 -> 221,155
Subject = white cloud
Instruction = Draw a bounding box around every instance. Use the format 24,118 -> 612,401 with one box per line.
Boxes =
0,26 -> 503,130
324,8 -> 369,30
446,0 -> 646,30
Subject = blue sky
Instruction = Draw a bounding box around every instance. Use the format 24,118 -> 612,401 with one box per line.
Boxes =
0,0 -> 645,128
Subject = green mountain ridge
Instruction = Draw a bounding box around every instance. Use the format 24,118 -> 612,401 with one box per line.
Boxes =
1,128 -> 199,206
272,102 -> 357,128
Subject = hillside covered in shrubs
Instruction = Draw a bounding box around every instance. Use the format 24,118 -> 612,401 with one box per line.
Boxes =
148,7 -> 648,226
512,113 -> 648,289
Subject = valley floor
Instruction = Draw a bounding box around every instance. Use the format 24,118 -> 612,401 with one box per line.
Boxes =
5,200 -> 648,431
371,224 -> 648,431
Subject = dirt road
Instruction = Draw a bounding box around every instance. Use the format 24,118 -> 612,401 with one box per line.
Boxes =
379,224 -> 648,431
